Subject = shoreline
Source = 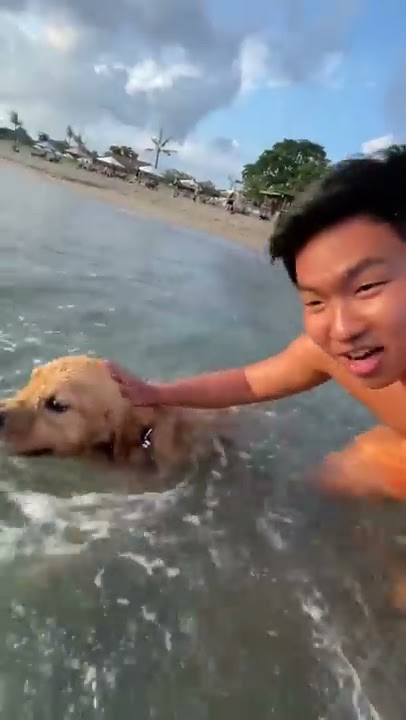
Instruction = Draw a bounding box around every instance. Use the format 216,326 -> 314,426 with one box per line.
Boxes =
0,146 -> 270,252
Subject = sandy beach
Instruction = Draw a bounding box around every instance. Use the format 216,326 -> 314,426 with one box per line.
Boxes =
0,143 -> 270,252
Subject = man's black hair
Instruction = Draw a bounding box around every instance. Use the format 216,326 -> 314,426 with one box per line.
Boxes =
269,153 -> 406,283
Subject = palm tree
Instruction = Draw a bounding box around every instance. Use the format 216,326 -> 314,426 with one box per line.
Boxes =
74,131 -> 84,148
72,131 -> 91,157
145,128 -> 177,169
66,125 -> 74,147
227,174 -> 242,190
9,110 -> 22,149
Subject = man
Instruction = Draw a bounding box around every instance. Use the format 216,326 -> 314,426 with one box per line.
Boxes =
108,153 -> 406,497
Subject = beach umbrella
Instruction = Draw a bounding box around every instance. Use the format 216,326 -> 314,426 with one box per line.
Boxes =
138,165 -> 163,178
97,155 -> 125,169
179,178 -> 198,190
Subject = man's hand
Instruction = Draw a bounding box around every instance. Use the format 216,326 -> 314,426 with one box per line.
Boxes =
105,361 -> 161,406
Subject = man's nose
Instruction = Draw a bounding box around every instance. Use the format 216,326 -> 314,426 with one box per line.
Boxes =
329,302 -> 365,343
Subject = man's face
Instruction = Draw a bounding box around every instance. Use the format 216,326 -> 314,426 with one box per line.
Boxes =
295,215 -> 406,389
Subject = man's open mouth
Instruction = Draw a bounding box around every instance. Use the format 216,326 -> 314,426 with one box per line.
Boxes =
340,346 -> 384,377
343,347 -> 384,361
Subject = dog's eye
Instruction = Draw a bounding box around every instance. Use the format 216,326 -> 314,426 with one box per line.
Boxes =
44,396 -> 70,413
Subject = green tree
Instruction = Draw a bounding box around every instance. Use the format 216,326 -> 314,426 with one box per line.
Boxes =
162,169 -> 192,185
353,143 -> 406,161
383,143 -> 406,157
109,145 -> 138,159
199,180 -> 219,197
243,138 -> 330,202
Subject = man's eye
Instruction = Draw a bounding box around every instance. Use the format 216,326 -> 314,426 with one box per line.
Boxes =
44,396 -> 70,413
305,299 -> 323,309
357,281 -> 386,295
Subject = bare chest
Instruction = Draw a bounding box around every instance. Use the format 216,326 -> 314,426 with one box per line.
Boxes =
330,364 -> 406,436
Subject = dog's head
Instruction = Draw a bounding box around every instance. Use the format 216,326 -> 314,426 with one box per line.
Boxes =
0,356 -> 195,467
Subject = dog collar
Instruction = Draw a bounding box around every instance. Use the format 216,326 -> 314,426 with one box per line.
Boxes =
140,427 -> 153,450
93,426 -> 154,460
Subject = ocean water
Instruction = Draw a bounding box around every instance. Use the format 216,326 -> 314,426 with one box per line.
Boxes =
0,163 -> 404,719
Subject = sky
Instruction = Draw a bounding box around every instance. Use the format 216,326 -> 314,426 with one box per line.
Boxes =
0,0 -> 404,185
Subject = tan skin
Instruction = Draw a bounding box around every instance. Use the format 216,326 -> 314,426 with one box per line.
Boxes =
107,216 -> 406,496
108,216 -> 406,428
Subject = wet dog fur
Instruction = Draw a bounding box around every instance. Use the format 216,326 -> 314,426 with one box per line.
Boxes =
0,356 -> 232,473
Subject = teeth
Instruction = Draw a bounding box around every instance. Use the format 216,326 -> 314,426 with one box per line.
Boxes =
350,351 -> 369,359
348,349 -> 376,360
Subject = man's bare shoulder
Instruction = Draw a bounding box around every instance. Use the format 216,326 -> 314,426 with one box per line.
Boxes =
288,333 -> 330,366
281,334 -> 333,382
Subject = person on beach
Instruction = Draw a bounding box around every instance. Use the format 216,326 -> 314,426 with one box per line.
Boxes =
107,153 -> 406,498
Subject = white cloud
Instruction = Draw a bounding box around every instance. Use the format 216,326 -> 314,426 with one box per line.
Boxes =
237,28 -> 346,95
314,51 -> 344,88
94,63 -> 110,77
238,35 -> 269,95
0,4 -> 241,141
125,49 -> 202,95
361,134 -> 394,155
172,136 -> 243,182
0,0 -> 364,180
43,23 -> 78,52
237,38 -> 345,95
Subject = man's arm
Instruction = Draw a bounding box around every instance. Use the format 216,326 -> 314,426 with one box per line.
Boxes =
108,335 -> 330,409
245,334 -> 330,401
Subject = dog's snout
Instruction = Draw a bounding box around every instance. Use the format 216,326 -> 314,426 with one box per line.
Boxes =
0,408 -> 7,429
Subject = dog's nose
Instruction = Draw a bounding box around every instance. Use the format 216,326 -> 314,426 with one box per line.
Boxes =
0,409 -> 6,429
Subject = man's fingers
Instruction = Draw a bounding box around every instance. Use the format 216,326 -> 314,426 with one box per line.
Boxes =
105,360 -> 156,405
105,361 -> 132,385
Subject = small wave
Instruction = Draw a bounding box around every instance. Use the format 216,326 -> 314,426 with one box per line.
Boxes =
300,588 -> 383,720
0,483 -> 187,563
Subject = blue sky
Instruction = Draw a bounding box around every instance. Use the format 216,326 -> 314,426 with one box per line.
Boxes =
198,0 -> 406,166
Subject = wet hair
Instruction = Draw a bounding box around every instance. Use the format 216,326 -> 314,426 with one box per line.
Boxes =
269,153 -> 406,283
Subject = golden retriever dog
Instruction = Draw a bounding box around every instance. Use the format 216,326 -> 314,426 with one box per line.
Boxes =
0,355 -> 231,472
